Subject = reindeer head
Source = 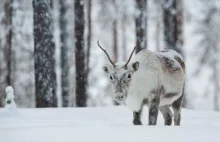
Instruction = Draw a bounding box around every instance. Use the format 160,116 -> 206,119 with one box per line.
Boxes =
98,41 -> 140,103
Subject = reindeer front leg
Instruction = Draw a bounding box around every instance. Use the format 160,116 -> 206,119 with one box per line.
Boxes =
148,95 -> 160,125
126,96 -> 143,125
133,108 -> 142,125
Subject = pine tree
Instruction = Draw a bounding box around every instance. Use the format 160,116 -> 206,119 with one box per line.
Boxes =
135,0 -> 147,53
121,2 -> 127,61
33,0 -> 57,107
75,0 -> 87,107
86,0 -> 92,75
4,0 -> 13,86
112,0 -> 118,63
163,0 -> 183,55
85,0 -> 92,106
59,0 -> 69,107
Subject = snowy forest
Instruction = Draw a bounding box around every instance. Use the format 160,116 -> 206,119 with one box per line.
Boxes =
0,0 -> 219,110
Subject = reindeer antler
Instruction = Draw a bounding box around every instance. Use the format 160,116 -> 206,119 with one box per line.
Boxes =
124,39 -> 142,68
97,41 -> 116,68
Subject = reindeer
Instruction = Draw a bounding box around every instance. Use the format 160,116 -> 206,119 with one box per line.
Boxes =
98,40 -> 185,126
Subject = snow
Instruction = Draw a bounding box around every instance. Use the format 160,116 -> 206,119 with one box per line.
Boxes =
4,86 -> 18,114
5,86 -> 14,100
0,106 -> 220,142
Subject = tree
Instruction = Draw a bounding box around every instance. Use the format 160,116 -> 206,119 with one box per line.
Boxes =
112,0 -> 118,63
0,0 -> 14,107
9,0 -> 35,107
152,0 -> 163,51
135,0 -> 147,53
33,0 -> 57,107
75,0 -> 87,107
84,0 -> 92,106
162,0 -> 183,55
59,0 -> 69,107
86,0 -> 92,75
4,0 -> 13,86
121,2 -> 127,61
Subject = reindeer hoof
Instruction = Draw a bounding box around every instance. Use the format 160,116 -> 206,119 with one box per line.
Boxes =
133,120 -> 142,125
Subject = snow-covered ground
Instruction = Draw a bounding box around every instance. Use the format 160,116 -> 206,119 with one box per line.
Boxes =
0,106 -> 220,142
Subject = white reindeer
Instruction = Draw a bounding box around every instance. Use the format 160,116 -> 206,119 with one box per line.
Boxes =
98,40 -> 185,125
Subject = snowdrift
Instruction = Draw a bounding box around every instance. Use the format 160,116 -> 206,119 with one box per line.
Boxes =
0,106 -> 220,142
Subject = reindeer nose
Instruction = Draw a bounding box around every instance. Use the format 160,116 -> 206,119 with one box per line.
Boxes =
118,96 -> 124,99
115,95 -> 125,101
116,89 -> 123,93
6,100 -> 11,104
115,92 -> 125,100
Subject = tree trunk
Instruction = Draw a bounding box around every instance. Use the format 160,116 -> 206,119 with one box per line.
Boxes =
155,3 -> 161,51
143,0 -> 147,50
112,0 -> 118,63
135,0 -> 147,53
75,0 -> 87,107
49,0 -> 53,8
155,18 -> 160,51
176,0 -> 184,54
86,0 -> 92,75
163,0 -> 176,50
163,0 -> 183,55
121,3 -> 127,61
4,0 -> 13,86
59,0 -> 69,107
112,0 -> 119,105
84,0 -> 92,105
112,20 -> 118,63
33,0 -> 57,107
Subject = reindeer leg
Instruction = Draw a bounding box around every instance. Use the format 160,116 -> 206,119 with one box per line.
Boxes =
148,96 -> 160,125
172,95 -> 183,126
133,108 -> 142,125
160,105 -> 172,125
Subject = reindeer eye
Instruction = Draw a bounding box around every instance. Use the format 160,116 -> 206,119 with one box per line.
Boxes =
110,76 -> 113,80
127,74 -> 131,79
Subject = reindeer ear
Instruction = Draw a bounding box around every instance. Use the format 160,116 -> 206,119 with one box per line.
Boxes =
102,64 -> 112,73
132,61 -> 139,71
